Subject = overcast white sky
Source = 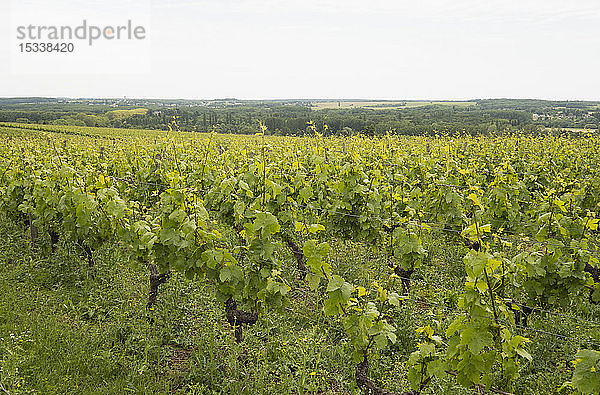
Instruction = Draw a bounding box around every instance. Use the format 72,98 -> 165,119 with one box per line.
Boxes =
1,0 -> 599,100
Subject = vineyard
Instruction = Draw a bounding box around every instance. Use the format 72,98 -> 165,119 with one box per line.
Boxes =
1,122 -> 600,394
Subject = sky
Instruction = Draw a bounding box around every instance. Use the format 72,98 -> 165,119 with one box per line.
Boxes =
1,0 -> 599,100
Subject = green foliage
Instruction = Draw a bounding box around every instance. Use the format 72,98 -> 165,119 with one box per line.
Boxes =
445,249 -> 531,391
407,325 -> 447,391
570,349 -> 600,394
392,229 -> 427,271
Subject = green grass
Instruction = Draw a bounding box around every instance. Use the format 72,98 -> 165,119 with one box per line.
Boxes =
0,216 -> 597,394
106,108 -> 148,120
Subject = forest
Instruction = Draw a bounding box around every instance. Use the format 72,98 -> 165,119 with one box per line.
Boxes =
1,98 -> 598,136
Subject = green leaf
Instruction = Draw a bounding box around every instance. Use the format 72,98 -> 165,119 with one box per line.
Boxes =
516,348 -> 532,361
299,185 -> 313,202
219,265 -> 233,282
374,333 -> 388,349
323,291 -> 342,316
219,265 -> 242,284
253,212 -> 280,238
308,223 -> 325,234
168,208 -> 186,223
326,275 -> 346,292
464,250 -> 489,278
306,272 -> 321,291
460,326 -> 493,355
446,318 -> 463,337
388,292 -> 401,307
303,240 -> 330,274
202,249 -> 222,269
357,286 -> 368,297
427,359 -> 447,380
468,193 -> 483,208
294,221 -> 304,232
572,349 -> 600,394
419,342 -> 436,356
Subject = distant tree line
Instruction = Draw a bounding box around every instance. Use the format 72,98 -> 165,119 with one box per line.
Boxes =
0,98 -> 598,136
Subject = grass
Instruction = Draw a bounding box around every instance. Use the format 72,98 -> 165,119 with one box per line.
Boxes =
106,108 -> 148,120
545,127 -> 599,133
0,215 -> 598,394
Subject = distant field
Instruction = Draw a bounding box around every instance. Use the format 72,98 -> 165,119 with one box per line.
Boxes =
106,108 -> 148,119
546,127 -> 599,133
311,100 -> 476,110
